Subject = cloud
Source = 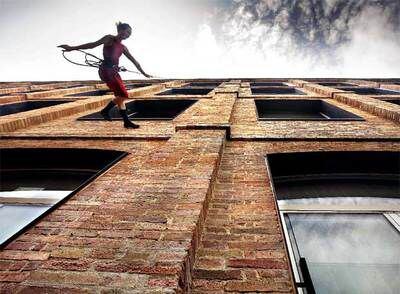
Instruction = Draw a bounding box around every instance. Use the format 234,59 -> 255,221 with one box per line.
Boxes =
1,0 -> 399,80
202,0 -> 400,77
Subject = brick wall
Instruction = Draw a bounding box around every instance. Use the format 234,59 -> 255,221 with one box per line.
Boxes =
0,79 -> 399,293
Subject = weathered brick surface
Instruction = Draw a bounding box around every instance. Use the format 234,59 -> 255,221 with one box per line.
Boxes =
1,107 -> 176,139
333,92 -> 400,124
230,98 -> 400,140
380,83 -> 400,91
191,141 -> 292,293
0,95 -> 26,105
0,82 -> 32,89
1,79 -> 400,293
30,82 -> 83,91
238,85 -> 323,98
191,140 -> 400,293
294,80 -> 400,124
0,97 -> 110,133
0,86 -> 30,95
303,83 -> 347,97
287,79 -> 307,87
174,92 -> 237,131
26,86 -> 97,99
0,129 -> 225,293
0,80 -> 186,135
347,80 -> 380,87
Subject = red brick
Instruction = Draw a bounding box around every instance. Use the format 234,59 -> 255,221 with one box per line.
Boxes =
192,279 -> 226,291
41,260 -> 91,271
94,261 -> 182,275
196,258 -> 224,270
1,79 -> 399,294
228,258 -> 287,269
225,280 -> 291,292
28,270 -> 101,285
4,242 -> 36,251
50,247 -> 85,259
147,276 -> 179,288
16,285 -> 91,294
0,251 -> 49,261
0,272 -> 29,282
228,241 -> 282,250
193,269 -> 242,280
0,260 -> 27,271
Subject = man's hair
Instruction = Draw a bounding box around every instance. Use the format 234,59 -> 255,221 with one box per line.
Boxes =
116,22 -> 132,31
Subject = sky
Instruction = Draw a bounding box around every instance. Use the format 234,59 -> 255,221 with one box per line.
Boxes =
0,0 -> 399,81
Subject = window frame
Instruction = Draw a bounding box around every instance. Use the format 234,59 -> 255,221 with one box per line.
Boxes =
254,99 -> 365,121
264,155 -> 400,294
279,209 -> 400,294
77,99 -> 199,121
0,148 -> 128,248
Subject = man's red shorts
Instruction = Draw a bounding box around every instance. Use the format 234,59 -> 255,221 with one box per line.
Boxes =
98,66 -> 129,98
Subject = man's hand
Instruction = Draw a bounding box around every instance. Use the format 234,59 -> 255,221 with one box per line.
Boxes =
57,45 -> 75,51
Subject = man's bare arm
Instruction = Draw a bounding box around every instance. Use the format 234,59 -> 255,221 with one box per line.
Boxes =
58,35 -> 112,51
123,46 -> 152,78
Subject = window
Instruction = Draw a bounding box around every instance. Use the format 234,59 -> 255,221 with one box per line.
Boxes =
383,99 -> 400,106
0,89 -> 48,95
317,82 -> 355,87
251,87 -> 306,95
337,87 -> 400,95
187,82 -> 221,88
65,90 -> 112,97
0,148 -> 126,246
266,151 -> 400,294
64,84 -> 84,89
78,99 -> 197,121
156,88 -> 213,95
250,82 -> 288,87
284,212 -> 400,294
125,83 -> 152,90
0,100 -> 72,117
255,99 -> 364,121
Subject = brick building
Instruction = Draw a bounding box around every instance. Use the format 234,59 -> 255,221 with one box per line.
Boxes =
0,79 -> 399,293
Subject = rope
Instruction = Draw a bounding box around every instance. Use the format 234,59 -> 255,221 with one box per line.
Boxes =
61,49 -> 141,75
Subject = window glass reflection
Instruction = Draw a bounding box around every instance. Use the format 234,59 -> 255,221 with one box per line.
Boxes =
287,213 -> 400,294
0,204 -> 51,243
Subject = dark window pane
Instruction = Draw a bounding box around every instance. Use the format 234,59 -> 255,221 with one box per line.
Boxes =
0,148 -> 126,246
78,99 -> 197,121
255,100 -> 363,121
65,90 -> 112,97
337,87 -> 400,95
267,151 -> 400,200
157,88 -> 213,95
0,100 -> 71,116
251,87 -> 305,95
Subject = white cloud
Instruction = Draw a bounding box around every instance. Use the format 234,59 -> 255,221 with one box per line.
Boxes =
204,1 -> 400,78
335,7 -> 400,77
0,0 -> 399,80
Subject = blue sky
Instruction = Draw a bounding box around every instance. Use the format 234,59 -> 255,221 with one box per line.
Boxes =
1,0 -> 399,81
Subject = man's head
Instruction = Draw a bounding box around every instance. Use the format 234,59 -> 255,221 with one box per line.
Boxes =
116,22 -> 132,40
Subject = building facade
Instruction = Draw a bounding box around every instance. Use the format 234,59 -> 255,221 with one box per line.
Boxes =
0,79 -> 399,293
